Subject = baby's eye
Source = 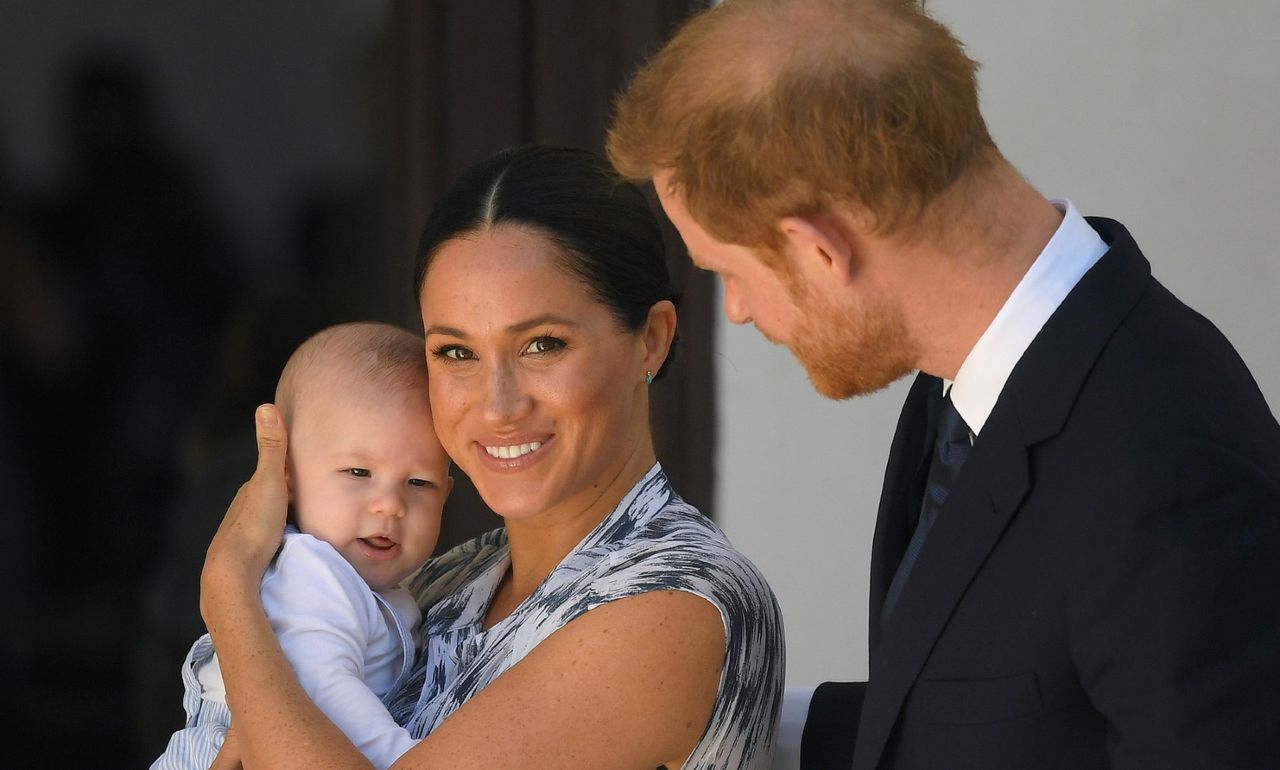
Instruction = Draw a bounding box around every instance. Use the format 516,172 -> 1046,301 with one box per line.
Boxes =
408,478 -> 433,488
523,336 -> 565,355
347,468 -> 371,478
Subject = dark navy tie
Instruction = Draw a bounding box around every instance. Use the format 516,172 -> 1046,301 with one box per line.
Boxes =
882,390 -> 972,618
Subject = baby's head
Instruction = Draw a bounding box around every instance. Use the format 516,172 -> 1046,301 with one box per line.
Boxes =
275,322 -> 451,591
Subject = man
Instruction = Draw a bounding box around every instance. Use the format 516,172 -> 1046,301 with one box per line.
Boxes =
607,0 -> 1280,767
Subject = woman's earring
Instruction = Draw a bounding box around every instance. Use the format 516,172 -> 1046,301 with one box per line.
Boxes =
644,370 -> 654,385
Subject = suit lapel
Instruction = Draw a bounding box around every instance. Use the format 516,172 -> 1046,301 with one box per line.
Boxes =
855,420 -> 1032,768
852,218 -> 1153,769
867,373 -> 938,650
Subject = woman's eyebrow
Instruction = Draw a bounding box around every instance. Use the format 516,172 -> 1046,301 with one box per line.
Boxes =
425,315 -> 579,338
424,324 -> 466,338
507,314 -> 579,333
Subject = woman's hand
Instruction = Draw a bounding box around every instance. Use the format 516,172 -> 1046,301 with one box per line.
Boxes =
209,727 -> 242,770
201,404 -> 290,627
194,405 -> 374,769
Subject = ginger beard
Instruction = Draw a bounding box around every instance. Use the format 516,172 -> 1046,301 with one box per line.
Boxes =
775,257 -> 918,401
652,175 -> 916,400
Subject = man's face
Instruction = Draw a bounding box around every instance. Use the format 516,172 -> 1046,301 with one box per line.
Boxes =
653,173 -> 802,342
653,173 -> 916,399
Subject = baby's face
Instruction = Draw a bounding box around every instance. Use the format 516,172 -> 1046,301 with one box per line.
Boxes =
288,386 -> 451,591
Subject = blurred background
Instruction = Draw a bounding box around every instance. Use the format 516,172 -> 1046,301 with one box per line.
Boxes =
2,0 -> 1277,766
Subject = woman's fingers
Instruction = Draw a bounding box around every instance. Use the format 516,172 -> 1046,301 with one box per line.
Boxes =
210,727 -> 242,770
253,404 -> 288,485
201,405 -> 292,616
243,404 -> 290,534
232,404 -> 290,557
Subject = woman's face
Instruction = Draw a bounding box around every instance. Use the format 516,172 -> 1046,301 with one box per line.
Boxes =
420,225 -> 658,524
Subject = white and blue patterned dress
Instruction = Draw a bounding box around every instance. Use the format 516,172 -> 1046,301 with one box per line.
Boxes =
386,464 -> 785,769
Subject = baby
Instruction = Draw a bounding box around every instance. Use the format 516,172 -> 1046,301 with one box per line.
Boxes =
153,322 -> 452,769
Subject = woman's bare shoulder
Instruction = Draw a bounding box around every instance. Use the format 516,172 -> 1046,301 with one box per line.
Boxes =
394,589 -> 725,770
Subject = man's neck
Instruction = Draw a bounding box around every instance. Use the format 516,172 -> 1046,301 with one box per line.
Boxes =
892,165 -> 1064,380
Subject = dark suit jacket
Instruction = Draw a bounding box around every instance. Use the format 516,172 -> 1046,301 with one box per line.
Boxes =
802,218 -> 1280,769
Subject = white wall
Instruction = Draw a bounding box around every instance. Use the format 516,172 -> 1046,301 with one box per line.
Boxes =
715,0 -> 1280,687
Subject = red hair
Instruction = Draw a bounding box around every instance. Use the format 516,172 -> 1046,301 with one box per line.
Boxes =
608,0 -> 999,251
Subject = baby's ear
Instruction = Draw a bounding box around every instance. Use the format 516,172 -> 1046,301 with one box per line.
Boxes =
443,474 -> 455,500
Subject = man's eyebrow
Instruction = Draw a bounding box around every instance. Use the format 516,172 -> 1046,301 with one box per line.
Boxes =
423,314 -> 579,339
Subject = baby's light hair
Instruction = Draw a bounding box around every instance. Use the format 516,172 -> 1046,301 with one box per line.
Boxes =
274,322 -> 428,426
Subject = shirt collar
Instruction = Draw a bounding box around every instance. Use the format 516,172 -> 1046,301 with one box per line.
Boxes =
949,199 -> 1109,435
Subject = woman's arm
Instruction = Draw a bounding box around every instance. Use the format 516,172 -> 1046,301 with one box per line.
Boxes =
395,589 -> 725,769
204,406 -> 726,769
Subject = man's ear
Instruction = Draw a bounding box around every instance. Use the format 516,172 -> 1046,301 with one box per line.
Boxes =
778,211 -> 859,285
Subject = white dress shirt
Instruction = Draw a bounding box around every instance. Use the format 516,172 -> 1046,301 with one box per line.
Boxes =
948,199 -> 1110,435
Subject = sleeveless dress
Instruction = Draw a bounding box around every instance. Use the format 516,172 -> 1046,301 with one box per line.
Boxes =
385,464 -> 785,769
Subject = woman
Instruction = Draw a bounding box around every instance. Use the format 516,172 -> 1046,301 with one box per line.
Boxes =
200,145 -> 784,769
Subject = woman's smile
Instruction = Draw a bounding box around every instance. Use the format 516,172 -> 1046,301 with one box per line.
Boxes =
476,435 -> 553,470
481,438 -> 547,459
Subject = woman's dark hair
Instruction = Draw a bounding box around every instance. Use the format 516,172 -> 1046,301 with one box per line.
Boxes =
413,144 -> 681,379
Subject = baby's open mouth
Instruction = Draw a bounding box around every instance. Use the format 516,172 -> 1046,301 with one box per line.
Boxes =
360,536 -> 397,550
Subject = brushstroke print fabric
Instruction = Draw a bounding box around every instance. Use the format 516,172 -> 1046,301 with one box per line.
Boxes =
386,464 -> 785,769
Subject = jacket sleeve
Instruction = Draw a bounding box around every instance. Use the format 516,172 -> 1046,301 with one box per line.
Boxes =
800,681 -> 865,769
1068,438 -> 1280,768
